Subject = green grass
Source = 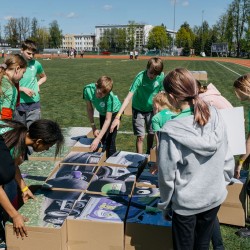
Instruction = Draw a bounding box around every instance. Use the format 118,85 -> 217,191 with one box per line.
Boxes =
3,56 -> 250,249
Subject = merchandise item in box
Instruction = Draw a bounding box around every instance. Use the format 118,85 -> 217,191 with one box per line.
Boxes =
62,151 -> 103,164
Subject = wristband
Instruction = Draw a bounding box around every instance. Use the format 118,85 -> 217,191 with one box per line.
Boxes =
239,159 -> 245,165
116,113 -> 122,117
21,186 -> 29,193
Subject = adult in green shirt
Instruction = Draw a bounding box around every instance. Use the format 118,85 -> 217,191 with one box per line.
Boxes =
110,57 -> 164,154
83,76 -> 121,157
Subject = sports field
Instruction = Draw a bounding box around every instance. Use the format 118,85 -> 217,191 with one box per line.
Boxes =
2,55 -> 250,249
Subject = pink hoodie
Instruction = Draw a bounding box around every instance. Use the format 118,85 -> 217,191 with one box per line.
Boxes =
199,83 -> 233,109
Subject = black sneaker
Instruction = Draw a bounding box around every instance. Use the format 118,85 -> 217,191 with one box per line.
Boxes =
235,227 -> 250,238
0,240 -> 6,249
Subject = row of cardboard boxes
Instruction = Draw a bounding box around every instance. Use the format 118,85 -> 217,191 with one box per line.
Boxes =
7,149 -> 172,250
6,127 -> 249,250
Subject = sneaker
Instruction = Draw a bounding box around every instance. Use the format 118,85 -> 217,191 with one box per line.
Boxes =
235,227 -> 250,238
0,240 -> 6,250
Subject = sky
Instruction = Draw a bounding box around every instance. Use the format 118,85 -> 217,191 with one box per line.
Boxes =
0,0 -> 233,35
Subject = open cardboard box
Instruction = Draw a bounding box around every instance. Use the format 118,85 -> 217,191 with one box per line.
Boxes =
67,193 -> 130,250
6,189 -> 81,250
218,171 -> 249,227
125,185 -> 172,250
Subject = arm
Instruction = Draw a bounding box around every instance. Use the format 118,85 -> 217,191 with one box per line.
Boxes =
234,132 -> 250,178
37,72 -> 47,92
15,165 -> 35,203
110,91 -> 134,132
0,185 -> 28,238
86,100 -> 98,136
90,112 -> 112,152
157,132 -> 178,219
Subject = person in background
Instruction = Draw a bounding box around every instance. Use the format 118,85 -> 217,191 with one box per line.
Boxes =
110,57 -> 164,154
197,80 -> 233,109
157,68 -> 234,250
233,73 -> 250,237
0,119 -> 64,241
150,91 -> 178,174
83,76 -> 121,158
0,54 -> 27,119
14,39 -> 47,128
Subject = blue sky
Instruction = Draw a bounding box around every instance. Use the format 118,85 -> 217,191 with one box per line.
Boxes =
0,0 -> 232,35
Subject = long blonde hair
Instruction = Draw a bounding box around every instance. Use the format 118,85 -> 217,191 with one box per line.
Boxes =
163,68 -> 210,126
233,73 -> 250,95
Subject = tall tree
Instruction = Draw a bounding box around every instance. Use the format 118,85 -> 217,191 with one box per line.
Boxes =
147,26 -> 169,51
4,18 -> 19,47
127,21 -> 136,50
17,17 -> 30,43
48,20 -> 63,48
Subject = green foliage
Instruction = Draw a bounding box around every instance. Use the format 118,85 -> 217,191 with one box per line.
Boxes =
49,20 -> 63,48
147,26 -> 169,50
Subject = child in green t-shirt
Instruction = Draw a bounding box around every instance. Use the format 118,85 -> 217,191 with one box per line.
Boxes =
150,92 -> 178,174
110,57 -> 164,154
0,54 -> 27,119
14,39 -> 47,127
83,76 -> 121,157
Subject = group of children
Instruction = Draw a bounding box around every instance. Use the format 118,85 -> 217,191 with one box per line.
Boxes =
0,40 -> 64,242
83,56 -> 250,249
1,41 -> 250,248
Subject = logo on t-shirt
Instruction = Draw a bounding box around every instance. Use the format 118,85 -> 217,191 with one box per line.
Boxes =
153,81 -> 159,88
99,102 -> 105,108
29,65 -> 35,71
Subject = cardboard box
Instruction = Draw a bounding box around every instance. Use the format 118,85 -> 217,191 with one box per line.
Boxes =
218,171 -> 249,227
67,193 -> 129,250
190,71 -> 208,81
150,146 -> 156,162
6,189 -> 81,250
125,193 -> 172,250
71,137 -> 102,152
20,160 -> 60,187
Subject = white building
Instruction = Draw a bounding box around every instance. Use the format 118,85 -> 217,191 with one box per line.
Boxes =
95,24 -> 154,50
62,34 -> 96,52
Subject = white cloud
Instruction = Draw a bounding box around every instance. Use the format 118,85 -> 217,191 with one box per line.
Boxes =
103,5 -> 112,10
66,12 -> 77,18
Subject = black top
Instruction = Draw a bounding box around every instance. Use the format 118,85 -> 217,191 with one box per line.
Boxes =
0,136 -> 15,185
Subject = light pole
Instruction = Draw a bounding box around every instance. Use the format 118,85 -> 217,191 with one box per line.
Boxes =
201,10 -> 204,53
172,0 -> 176,56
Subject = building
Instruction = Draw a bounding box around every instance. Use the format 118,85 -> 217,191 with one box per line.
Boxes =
95,24 -> 154,50
62,34 -> 96,52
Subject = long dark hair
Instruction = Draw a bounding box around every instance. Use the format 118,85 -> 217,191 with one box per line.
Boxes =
0,119 -> 64,160
163,68 -> 210,126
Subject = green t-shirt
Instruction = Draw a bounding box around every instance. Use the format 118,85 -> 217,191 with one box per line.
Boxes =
0,76 -> 18,114
152,109 -> 176,132
83,83 -> 121,116
129,70 -> 164,112
0,121 -> 14,156
19,60 -> 44,104
173,107 -> 194,119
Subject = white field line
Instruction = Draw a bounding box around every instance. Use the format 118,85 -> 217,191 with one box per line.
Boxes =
117,130 -> 133,134
214,61 -> 241,76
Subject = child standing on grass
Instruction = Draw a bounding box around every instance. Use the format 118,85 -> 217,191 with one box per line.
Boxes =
110,57 -> 164,154
14,39 -> 47,128
83,76 -> 121,158
150,91 -> 178,174
157,68 -> 234,250
233,73 -> 250,238
0,54 -> 27,119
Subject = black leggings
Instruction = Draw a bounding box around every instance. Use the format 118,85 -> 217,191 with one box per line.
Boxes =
99,113 -> 118,158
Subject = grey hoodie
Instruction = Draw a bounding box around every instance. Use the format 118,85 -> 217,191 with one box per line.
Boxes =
157,106 -> 234,216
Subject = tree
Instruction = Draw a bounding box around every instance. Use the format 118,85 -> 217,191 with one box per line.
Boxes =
17,17 -> 30,43
30,18 -> 39,41
147,26 -> 169,51
4,18 -> 19,47
127,21 -> 136,51
48,20 -> 63,48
